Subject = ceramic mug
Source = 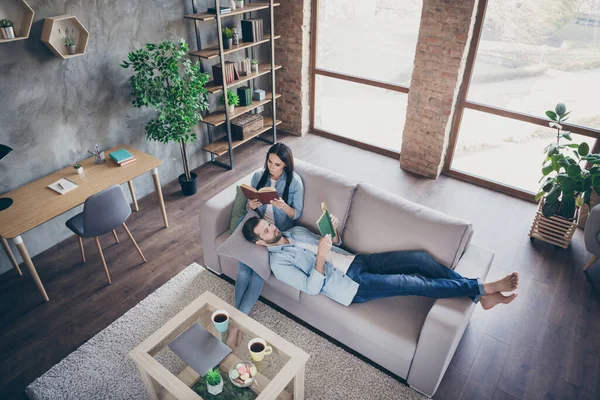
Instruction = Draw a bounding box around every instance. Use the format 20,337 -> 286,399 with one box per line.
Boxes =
248,338 -> 272,362
212,310 -> 229,333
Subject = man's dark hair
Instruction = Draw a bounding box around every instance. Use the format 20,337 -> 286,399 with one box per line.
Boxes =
242,217 -> 261,243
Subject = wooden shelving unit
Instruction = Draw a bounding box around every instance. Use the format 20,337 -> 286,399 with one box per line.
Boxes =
0,0 -> 34,43
189,34 -> 280,60
205,64 -> 281,93
184,1 -> 280,21
187,0 -> 279,170
203,118 -> 282,156
41,15 -> 89,59
204,93 -> 280,126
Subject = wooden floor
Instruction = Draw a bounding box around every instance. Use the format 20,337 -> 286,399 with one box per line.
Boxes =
1,133 -> 599,400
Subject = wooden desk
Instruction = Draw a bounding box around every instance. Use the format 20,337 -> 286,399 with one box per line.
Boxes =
0,145 -> 169,301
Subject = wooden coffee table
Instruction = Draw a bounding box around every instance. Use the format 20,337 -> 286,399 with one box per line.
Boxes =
129,291 -> 309,400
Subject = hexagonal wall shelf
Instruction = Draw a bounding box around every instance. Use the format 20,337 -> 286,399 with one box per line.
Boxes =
41,15 -> 89,59
0,0 -> 34,43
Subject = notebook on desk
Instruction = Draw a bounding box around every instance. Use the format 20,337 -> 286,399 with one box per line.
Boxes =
48,178 -> 78,195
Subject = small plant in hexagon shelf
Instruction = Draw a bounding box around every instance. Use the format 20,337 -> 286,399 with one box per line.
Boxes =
0,19 -> 15,40
59,27 -> 76,54
205,368 -> 223,395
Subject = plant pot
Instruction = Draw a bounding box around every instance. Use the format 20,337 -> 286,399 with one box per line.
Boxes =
75,167 -> 83,175
236,0 -> 244,8
179,172 -> 198,196
66,44 -> 76,55
207,379 -> 223,395
1,26 -> 15,39
251,64 -> 259,74
223,38 -> 232,49
529,200 -> 578,249
227,105 -> 235,114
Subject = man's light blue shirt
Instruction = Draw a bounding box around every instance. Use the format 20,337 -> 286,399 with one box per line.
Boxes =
267,226 -> 359,306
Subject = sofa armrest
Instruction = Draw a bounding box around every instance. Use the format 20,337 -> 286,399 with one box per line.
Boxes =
584,204 -> 600,257
199,185 -> 237,274
407,245 -> 494,397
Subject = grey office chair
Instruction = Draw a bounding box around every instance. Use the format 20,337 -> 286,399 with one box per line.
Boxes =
65,185 -> 147,284
584,204 -> 600,271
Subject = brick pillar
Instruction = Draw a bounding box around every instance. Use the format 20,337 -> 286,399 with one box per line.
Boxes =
275,0 -> 311,136
400,0 -> 479,178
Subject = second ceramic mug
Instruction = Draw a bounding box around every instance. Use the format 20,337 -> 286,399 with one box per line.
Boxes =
212,309 -> 229,333
248,338 -> 273,362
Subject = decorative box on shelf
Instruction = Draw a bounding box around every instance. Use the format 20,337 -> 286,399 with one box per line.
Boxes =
237,86 -> 252,106
253,89 -> 266,101
231,114 -> 264,140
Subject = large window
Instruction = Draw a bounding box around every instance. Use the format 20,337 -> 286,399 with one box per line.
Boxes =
448,0 -> 600,196
311,0 -> 422,153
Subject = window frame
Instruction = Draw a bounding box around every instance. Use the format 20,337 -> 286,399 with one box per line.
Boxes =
309,0 -> 412,158
444,0 -> 600,202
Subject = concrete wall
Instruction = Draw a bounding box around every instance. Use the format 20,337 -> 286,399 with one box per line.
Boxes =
0,0 -> 273,275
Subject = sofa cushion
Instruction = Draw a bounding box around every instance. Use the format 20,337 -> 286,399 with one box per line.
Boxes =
217,210 -> 271,281
294,159 -> 359,235
229,186 -> 248,234
343,183 -> 473,269
216,232 -> 301,302
299,290 -> 435,363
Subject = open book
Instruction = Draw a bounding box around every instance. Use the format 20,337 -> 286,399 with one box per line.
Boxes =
240,184 -> 280,205
316,202 -> 336,239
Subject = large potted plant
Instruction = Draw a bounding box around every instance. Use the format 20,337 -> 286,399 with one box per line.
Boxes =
121,39 -> 210,196
530,103 -> 600,247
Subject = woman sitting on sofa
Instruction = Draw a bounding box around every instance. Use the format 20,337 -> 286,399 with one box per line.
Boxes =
234,142 -> 304,314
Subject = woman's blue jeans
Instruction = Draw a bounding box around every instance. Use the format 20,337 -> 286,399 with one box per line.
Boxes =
347,250 -> 484,304
235,262 -> 265,314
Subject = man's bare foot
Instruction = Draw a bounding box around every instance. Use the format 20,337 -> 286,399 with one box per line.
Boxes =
480,292 -> 518,310
483,272 -> 519,294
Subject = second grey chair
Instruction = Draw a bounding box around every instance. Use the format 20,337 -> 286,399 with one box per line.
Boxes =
65,185 -> 146,284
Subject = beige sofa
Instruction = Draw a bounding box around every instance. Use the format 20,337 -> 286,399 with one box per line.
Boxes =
199,160 -> 493,397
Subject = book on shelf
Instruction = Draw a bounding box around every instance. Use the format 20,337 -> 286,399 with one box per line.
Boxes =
48,178 -> 78,195
213,61 -> 239,85
316,202 -> 337,239
207,6 -> 231,15
241,18 -> 264,42
240,184 -> 279,204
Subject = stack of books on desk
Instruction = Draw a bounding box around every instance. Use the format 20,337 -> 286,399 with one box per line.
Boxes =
109,148 -> 136,166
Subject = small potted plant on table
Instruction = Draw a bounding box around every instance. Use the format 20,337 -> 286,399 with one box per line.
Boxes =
530,103 -> 600,248
0,19 -> 15,39
74,163 -> 83,174
206,368 -> 223,395
221,90 -> 240,114
251,59 -> 259,74
222,27 -> 233,49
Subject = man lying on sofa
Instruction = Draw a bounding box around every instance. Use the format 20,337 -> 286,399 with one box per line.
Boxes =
241,214 -> 518,309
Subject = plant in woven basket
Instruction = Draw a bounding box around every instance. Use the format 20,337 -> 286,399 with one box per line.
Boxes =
121,39 -> 210,192
535,103 -> 600,220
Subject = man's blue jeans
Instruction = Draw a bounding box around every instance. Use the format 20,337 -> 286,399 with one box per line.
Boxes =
235,262 -> 265,314
347,250 -> 484,304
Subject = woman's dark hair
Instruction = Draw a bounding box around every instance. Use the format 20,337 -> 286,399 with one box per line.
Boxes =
256,143 -> 294,202
242,217 -> 262,243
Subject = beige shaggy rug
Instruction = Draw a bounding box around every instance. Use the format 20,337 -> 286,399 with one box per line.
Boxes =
26,263 -> 425,400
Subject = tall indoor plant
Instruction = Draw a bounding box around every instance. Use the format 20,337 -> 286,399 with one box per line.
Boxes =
531,103 -> 600,247
121,39 -> 210,196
